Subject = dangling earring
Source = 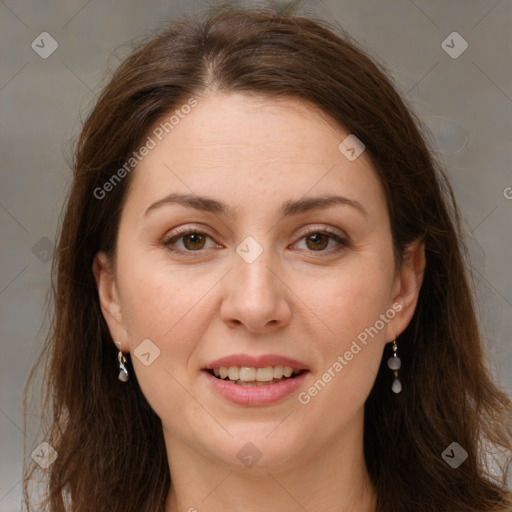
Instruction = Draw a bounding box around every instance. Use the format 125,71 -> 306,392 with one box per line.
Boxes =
387,338 -> 402,394
116,342 -> 129,382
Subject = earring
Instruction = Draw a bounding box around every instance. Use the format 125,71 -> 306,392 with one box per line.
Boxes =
116,342 -> 129,382
387,338 -> 402,394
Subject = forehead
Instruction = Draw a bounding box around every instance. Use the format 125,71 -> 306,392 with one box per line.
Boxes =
156,93 -> 350,163
125,92 -> 384,219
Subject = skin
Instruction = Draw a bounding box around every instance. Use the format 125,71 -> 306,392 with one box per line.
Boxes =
93,92 -> 425,512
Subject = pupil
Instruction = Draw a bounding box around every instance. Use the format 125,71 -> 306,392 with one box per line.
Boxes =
185,233 -> 204,250
307,233 -> 328,250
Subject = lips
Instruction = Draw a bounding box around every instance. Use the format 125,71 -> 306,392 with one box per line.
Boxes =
202,354 -> 309,406
202,369 -> 308,406
204,354 -> 309,371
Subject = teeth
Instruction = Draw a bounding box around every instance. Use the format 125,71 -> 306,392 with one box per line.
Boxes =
256,367 -> 274,381
283,366 -> 293,378
228,367 -> 239,380
240,367 -> 256,381
211,365 -> 301,383
273,365 -> 283,379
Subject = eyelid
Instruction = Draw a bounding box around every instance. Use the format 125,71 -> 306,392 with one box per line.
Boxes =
162,223 -> 351,255
165,223 -> 349,241
290,226 -> 351,255
295,223 -> 348,240
161,224 -> 220,255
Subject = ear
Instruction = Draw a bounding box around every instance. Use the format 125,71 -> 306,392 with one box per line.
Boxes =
92,251 -> 129,351
385,238 -> 426,341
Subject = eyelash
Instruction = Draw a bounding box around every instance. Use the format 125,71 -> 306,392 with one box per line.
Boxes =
161,226 -> 351,257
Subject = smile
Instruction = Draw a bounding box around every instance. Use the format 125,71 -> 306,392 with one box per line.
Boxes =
209,365 -> 304,386
203,367 -> 309,406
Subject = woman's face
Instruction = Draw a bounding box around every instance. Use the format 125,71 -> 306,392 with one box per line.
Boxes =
95,93 -> 423,471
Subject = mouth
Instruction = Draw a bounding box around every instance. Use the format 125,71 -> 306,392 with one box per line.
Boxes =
207,365 -> 307,386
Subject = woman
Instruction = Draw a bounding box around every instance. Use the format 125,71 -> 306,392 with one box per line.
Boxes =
23,5 -> 512,512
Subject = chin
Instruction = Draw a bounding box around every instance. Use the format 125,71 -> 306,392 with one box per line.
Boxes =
200,423 -> 311,470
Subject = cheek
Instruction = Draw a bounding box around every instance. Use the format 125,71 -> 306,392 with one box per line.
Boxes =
115,256 -> 213,415
116,250 -> 210,340
310,261 -> 394,343
299,262 -> 393,404
115,254 -> 224,407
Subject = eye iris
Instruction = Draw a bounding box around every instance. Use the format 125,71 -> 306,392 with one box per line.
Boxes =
306,233 -> 329,251
183,233 -> 205,250
176,231 -> 337,252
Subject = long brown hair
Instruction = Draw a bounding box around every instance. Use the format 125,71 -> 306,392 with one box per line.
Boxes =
23,5 -> 512,512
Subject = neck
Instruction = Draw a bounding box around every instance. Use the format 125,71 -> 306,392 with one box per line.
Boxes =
163,416 -> 376,512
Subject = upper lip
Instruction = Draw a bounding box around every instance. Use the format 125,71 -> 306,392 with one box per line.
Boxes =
204,354 -> 309,371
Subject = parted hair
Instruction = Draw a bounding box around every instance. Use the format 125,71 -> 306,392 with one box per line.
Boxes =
23,5 -> 512,512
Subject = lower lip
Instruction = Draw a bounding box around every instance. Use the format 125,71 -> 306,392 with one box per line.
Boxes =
203,370 -> 309,406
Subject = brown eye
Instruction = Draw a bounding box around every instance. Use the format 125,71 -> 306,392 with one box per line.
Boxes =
305,233 -> 330,251
163,227 -> 349,256
293,230 -> 349,254
162,229 -> 218,254
182,233 -> 206,250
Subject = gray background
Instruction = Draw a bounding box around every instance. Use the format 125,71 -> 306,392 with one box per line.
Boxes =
1,0 -> 511,510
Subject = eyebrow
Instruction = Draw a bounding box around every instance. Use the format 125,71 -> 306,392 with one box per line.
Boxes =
144,192 -> 367,218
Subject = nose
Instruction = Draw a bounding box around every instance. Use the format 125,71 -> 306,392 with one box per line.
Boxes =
220,246 -> 292,333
